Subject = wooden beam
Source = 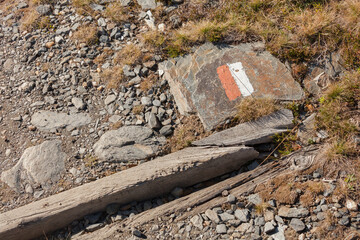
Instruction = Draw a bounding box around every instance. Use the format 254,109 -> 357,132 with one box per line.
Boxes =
0,146 -> 258,240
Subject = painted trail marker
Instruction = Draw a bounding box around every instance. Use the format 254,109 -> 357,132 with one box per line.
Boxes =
160,43 -> 304,130
217,62 -> 254,101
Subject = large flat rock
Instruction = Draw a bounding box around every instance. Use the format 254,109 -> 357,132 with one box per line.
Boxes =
0,146 -> 258,240
193,109 -> 294,146
93,126 -> 166,163
1,140 -> 66,192
31,110 -> 92,132
159,43 -> 304,130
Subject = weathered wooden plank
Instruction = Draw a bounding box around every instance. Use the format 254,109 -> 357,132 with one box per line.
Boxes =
0,146 -> 257,240
74,161 -> 281,240
193,109 -> 294,146
74,147 -> 320,240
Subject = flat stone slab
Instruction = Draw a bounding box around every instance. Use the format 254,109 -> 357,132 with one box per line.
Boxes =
136,0 -> 156,9
193,109 -> 294,146
160,43 -> 304,130
93,126 -> 166,163
1,140 -> 66,192
31,110 -> 92,132
0,146 -> 258,240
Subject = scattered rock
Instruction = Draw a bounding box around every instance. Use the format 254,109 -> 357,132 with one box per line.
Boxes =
205,209 -> 220,224
216,224 -> 227,234
93,126 -> 165,162
346,199 -> 358,211
264,221 -> 275,234
190,215 -> 203,230
278,206 -> 309,218
289,218 -> 305,232
72,97 -> 86,110
235,209 -> 250,222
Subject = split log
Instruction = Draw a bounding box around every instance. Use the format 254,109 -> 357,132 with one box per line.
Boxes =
0,146 -> 257,240
76,147 -> 319,240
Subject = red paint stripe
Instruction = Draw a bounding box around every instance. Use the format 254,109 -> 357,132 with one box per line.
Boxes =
217,65 -> 241,101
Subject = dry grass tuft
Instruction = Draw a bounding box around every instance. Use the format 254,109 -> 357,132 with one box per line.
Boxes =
272,184 -> 298,205
254,202 -> 270,215
257,174 -> 298,204
140,74 -> 158,92
234,97 -> 279,124
298,181 -> 325,207
84,154 -> 98,168
0,181 -> 18,206
72,0 -> 95,15
114,43 -> 142,66
140,30 -> 166,51
132,105 -> 145,115
110,121 -> 123,130
93,48 -> 114,65
104,2 -> 129,24
167,115 -> 207,152
72,25 -> 98,46
100,65 -> 124,89
21,9 -> 40,31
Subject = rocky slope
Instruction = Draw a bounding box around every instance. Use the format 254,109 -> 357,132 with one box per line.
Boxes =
0,0 -> 180,212
0,0 -> 359,240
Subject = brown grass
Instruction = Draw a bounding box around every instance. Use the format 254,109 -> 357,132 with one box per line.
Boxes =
0,181 -> 17,206
313,211 -> 340,239
298,181 -> 325,207
84,154 -> 98,168
104,2 -> 128,24
272,184 -> 298,205
132,105 -> 145,115
110,121 -> 123,130
114,43 -> 142,66
234,97 -> 279,124
140,74 -> 158,92
93,48 -> 114,65
145,0 -> 360,67
254,202 -> 270,215
140,30 -> 166,51
100,65 -> 124,89
257,173 -> 298,204
21,9 -> 40,30
41,62 -> 51,72
72,0 -> 95,15
72,25 -> 98,46
167,115 -> 207,152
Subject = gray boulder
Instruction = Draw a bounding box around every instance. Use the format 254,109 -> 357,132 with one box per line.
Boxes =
93,126 -> 166,163
1,141 -> 66,192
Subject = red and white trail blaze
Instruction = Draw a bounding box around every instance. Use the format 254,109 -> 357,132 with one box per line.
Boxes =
217,62 -> 254,101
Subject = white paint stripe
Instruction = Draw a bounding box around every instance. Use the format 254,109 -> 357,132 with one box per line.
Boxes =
227,62 -> 254,97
